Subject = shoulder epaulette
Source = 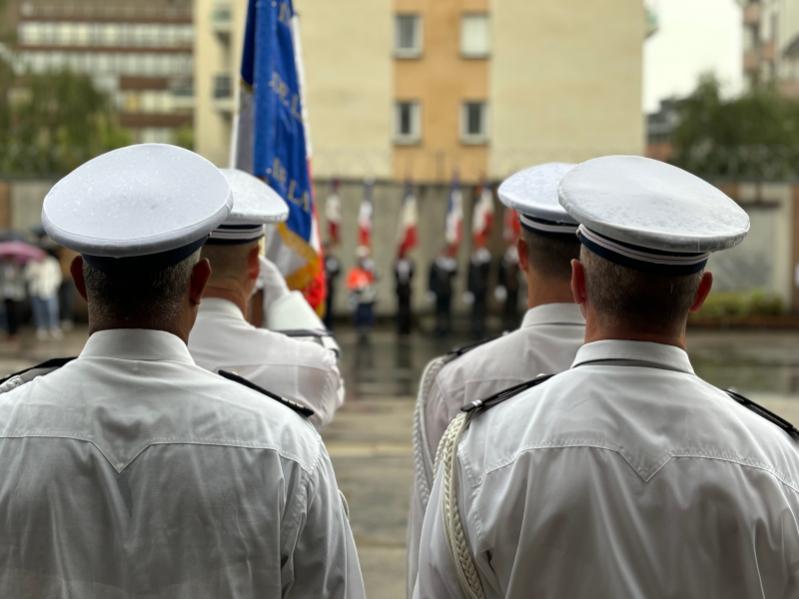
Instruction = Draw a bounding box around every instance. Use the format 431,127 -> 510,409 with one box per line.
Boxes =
218,369 -> 315,419
726,388 -> 799,441
461,373 -> 554,415
444,332 -> 508,364
0,356 -> 76,394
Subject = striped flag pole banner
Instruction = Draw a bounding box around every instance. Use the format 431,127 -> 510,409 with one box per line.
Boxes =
445,172 -> 464,254
471,180 -> 495,248
357,179 -> 374,249
233,0 -> 326,311
397,178 -> 418,257
325,179 -> 341,246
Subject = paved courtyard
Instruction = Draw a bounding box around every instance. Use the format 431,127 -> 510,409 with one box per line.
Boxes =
1,325 -> 799,597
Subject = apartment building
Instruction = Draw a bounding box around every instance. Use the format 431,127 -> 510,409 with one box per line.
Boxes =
194,0 -> 644,183
743,0 -> 799,96
11,0 -> 194,143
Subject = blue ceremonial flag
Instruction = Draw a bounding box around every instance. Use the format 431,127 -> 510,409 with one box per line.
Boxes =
234,0 -> 324,307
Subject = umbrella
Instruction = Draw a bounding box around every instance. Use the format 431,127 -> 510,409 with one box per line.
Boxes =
0,241 -> 45,262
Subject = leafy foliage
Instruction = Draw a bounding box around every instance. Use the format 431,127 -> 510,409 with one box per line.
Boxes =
671,74 -> 799,180
0,68 -> 131,176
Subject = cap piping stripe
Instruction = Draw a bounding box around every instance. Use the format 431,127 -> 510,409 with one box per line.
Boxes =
578,225 -> 709,266
519,213 -> 578,235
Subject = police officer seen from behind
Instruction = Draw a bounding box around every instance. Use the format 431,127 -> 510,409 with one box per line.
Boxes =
188,168 -> 345,430
0,145 -> 364,598
407,163 -> 585,593
414,155 -> 799,598
428,245 -> 458,336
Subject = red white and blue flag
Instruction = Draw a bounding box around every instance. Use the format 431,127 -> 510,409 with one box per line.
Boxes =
445,173 -> 464,252
503,206 -> 521,244
397,179 -> 418,256
233,0 -> 325,309
325,179 -> 341,245
471,181 -> 494,248
357,180 -> 374,248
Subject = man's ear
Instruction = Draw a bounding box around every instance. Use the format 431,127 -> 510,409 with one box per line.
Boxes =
570,258 -> 587,305
70,255 -> 87,301
689,271 -> 713,313
189,258 -> 212,306
516,237 -> 529,272
247,245 -> 260,282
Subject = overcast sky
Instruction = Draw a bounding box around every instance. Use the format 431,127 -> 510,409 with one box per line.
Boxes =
644,0 -> 743,112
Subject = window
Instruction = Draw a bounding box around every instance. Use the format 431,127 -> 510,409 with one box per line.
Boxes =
460,13 -> 490,58
395,100 -> 421,144
395,14 -> 422,58
461,101 -> 487,143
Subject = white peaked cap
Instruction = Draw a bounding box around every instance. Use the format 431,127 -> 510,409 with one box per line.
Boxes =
42,144 -> 232,265
498,163 -> 578,235
207,169 -> 289,244
558,155 -> 750,274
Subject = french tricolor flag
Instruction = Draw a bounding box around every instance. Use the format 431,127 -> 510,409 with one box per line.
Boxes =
397,179 -> 418,256
503,206 -> 521,243
472,181 -> 494,248
358,180 -> 374,248
445,173 -> 464,252
325,179 -> 341,245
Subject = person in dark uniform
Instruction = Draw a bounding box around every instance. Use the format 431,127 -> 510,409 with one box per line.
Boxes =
394,249 -> 415,335
323,241 -> 341,329
466,246 -> 492,338
496,245 -> 522,329
428,246 -> 458,337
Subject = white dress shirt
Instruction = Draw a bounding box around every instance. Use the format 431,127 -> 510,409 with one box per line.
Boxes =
407,303 -> 585,593
0,329 -> 364,599
414,339 -> 799,599
189,298 -> 344,429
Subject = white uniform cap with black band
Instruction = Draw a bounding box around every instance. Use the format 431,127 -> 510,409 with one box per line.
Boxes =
42,144 -> 232,271
207,168 -> 289,245
497,163 -> 578,236
558,155 -> 750,275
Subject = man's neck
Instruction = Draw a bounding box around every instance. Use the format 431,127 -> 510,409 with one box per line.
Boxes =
526,274 -> 575,309
88,320 -> 189,344
583,315 -> 688,349
203,286 -> 249,319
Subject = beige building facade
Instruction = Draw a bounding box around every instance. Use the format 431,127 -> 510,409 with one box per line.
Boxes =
743,0 -> 799,96
194,0 -> 644,182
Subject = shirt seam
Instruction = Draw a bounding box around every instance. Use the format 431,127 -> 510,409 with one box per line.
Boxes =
0,433 -> 317,475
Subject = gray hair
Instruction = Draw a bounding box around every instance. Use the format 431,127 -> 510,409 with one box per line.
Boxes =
581,247 -> 703,332
83,249 -> 200,324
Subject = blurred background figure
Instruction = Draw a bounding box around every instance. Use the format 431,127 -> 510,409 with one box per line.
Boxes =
496,207 -> 523,329
56,247 -> 78,331
347,246 -> 377,339
323,241 -> 341,330
0,259 -> 25,342
427,246 -> 458,337
466,246 -> 492,338
394,250 -> 414,335
395,179 -> 419,335
24,247 -> 62,340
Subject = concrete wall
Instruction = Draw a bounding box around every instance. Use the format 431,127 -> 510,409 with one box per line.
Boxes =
297,0 -> 393,179
489,0 -> 645,178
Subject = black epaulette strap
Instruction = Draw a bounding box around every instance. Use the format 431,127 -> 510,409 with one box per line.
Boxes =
444,332 -> 507,364
218,370 -> 315,419
726,388 -> 799,441
0,356 -> 76,392
461,374 -> 554,415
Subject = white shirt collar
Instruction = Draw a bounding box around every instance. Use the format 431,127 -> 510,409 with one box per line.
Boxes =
571,339 -> 695,375
521,303 -> 585,329
80,329 -> 195,364
198,297 -> 246,320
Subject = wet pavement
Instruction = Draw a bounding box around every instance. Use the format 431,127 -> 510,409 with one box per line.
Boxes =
1,324 -> 799,598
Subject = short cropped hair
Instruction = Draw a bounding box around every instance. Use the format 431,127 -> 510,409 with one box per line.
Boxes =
581,247 -> 703,331
83,250 -> 199,324
200,241 -> 258,284
522,228 -> 581,280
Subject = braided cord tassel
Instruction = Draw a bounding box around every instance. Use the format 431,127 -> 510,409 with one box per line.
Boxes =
439,412 -> 486,599
413,357 -> 447,506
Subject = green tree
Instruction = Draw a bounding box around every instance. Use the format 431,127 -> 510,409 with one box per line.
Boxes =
671,74 -> 799,180
0,68 -> 131,176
